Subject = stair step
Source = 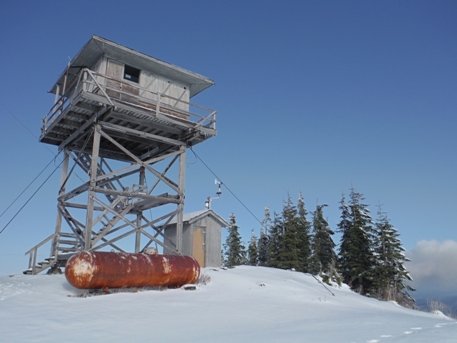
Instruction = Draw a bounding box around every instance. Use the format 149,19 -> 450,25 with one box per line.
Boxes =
58,247 -> 78,252
59,232 -> 78,238
24,256 -> 59,275
58,239 -> 78,245
57,253 -> 75,261
23,266 -> 48,274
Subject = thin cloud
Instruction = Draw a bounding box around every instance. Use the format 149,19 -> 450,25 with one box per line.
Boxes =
406,240 -> 457,297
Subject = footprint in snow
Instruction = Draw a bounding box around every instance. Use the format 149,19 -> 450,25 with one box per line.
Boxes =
403,327 -> 422,335
373,326 -> 423,340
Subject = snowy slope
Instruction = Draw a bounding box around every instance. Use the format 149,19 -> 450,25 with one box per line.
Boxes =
0,266 -> 456,343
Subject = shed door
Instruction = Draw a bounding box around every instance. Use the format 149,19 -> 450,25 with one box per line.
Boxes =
193,228 -> 205,267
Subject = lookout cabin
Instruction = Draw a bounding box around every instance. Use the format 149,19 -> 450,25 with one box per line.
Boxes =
40,35 -> 216,160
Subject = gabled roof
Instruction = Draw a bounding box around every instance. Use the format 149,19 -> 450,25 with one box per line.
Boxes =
167,209 -> 229,228
50,35 -> 214,97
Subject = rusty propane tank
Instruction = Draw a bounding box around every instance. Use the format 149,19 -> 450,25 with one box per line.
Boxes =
65,250 -> 200,289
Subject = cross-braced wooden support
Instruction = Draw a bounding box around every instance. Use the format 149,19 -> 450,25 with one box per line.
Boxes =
52,124 -> 187,257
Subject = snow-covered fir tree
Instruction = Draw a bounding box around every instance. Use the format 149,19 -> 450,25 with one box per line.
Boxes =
247,230 -> 259,266
297,192 -> 312,272
257,206 -> 271,266
310,204 -> 337,273
338,189 -> 376,295
372,205 -> 415,305
223,213 -> 246,267
267,212 -> 283,268
277,195 -> 301,270
309,204 -> 342,285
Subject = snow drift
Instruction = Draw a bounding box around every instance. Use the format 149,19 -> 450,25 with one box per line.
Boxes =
0,266 -> 456,342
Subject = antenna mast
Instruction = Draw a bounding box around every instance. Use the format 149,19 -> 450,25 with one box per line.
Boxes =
205,179 -> 222,209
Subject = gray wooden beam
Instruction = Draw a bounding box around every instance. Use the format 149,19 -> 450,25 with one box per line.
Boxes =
100,121 -> 185,147
98,129 -> 180,193
84,124 -> 101,249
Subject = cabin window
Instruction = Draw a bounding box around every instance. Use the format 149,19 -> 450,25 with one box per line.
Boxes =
123,65 -> 140,83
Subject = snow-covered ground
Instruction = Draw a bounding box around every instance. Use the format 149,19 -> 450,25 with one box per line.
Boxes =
0,266 -> 455,342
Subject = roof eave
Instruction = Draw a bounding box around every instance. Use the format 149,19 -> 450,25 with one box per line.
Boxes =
49,35 -> 214,97
187,210 -> 230,228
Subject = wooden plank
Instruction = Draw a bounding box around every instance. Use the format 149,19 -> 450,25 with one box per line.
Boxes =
109,111 -> 182,135
100,121 -> 185,147
58,107 -> 111,151
58,183 -> 90,202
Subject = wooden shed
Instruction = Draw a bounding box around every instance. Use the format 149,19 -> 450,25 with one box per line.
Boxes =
163,210 -> 229,268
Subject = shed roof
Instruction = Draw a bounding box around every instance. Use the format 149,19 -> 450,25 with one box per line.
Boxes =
167,209 -> 229,228
50,35 -> 214,97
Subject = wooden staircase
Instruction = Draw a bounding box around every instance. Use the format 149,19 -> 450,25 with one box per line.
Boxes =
23,232 -> 81,275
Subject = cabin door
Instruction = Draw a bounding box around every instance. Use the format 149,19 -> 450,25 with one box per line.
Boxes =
192,228 -> 205,267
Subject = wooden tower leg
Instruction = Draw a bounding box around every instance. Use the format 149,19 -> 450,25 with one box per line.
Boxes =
176,145 -> 186,255
85,125 -> 101,250
135,167 -> 145,253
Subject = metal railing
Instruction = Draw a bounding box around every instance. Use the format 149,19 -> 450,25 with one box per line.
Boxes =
41,68 -> 217,134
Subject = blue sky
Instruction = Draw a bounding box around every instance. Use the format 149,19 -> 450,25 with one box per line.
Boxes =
0,1 -> 456,297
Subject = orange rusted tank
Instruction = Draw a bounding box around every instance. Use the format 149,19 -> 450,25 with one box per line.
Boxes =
65,250 -> 200,289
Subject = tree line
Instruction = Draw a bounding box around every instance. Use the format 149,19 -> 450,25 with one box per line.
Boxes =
223,188 -> 415,307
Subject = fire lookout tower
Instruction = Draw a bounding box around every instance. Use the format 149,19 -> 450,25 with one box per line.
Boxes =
25,36 -> 217,274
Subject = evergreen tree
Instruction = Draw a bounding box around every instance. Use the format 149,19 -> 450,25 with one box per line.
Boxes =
297,192 -> 312,272
247,230 -> 259,266
372,205 -> 415,305
336,193 -> 351,275
267,212 -> 283,268
258,206 -> 271,266
277,195 -> 300,270
310,204 -> 337,274
338,189 -> 376,294
223,213 -> 246,267
308,255 -> 320,275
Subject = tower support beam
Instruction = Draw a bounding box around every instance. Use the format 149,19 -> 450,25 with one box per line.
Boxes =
85,125 -> 101,249
176,145 -> 186,254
